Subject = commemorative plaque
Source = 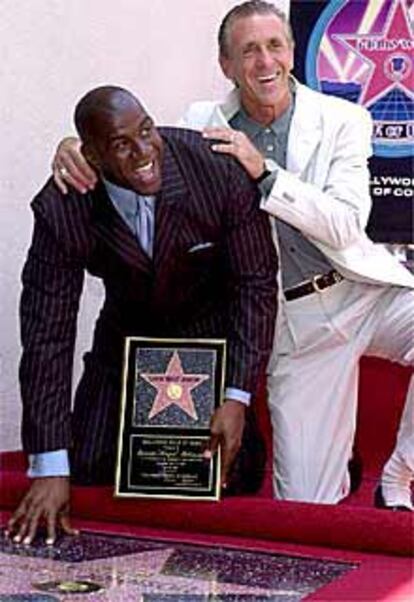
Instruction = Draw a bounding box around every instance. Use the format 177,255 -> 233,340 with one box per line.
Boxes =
115,337 -> 226,500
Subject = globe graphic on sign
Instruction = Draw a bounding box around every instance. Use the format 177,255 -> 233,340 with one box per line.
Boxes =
368,87 -> 414,121
320,81 -> 414,124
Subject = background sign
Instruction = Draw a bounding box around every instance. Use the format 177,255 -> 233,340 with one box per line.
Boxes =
291,0 -> 413,242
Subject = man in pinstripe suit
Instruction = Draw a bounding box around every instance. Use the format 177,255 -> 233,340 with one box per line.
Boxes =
7,86 -> 277,544
50,2 -> 414,511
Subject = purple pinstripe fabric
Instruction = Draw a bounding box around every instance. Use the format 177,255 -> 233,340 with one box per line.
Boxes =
19,128 -> 278,483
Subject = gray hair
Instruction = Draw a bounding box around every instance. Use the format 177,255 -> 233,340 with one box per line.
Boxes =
218,1 -> 294,58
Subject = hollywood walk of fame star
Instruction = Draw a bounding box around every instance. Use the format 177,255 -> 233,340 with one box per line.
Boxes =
0,541 -> 303,599
141,351 -> 210,420
336,0 -> 414,106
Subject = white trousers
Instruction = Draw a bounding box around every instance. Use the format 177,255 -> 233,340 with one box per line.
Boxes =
267,279 -> 414,503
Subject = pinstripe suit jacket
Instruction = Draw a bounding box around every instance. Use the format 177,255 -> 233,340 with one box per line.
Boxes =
19,128 -> 278,484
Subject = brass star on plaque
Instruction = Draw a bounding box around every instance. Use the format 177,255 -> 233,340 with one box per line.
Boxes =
142,351 -> 209,420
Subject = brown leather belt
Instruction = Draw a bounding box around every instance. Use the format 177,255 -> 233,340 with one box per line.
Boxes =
284,270 -> 343,301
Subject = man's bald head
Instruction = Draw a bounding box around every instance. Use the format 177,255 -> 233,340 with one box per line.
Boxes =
74,85 -> 144,143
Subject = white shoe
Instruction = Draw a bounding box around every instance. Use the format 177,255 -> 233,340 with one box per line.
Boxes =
379,452 -> 413,511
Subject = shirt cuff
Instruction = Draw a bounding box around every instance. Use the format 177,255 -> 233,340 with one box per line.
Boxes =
225,387 -> 251,406
28,449 -> 70,478
258,169 -> 278,198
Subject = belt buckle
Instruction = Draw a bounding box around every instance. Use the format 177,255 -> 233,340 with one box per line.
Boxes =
312,274 -> 324,293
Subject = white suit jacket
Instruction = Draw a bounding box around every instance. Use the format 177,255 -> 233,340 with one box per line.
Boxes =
179,80 -> 414,289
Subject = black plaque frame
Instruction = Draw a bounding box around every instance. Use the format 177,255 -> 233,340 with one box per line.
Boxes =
115,337 -> 226,500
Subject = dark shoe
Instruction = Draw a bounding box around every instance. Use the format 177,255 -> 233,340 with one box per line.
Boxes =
374,485 -> 412,511
348,452 -> 363,493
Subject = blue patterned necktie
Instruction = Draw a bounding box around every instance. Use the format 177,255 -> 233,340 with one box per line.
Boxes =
135,195 -> 154,257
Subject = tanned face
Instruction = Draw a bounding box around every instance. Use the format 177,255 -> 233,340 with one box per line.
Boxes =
84,94 -> 163,195
220,13 -> 294,124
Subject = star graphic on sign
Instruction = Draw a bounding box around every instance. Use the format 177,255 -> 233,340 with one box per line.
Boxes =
142,351 -> 210,420
336,0 -> 414,106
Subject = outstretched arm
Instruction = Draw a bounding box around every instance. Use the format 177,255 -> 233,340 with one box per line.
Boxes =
15,193 -> 85,542
204,106 -> 373,251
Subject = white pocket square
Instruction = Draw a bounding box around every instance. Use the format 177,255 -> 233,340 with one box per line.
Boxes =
188,242 -> 214,253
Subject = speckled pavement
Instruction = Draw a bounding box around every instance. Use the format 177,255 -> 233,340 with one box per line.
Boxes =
0,531 -> 355,601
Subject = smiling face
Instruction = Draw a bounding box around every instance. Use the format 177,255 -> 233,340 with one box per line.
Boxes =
220,13 -> 294,124
84,96 -> 163,195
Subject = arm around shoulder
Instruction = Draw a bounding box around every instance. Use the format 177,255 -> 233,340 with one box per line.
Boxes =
261,99 -> 374,251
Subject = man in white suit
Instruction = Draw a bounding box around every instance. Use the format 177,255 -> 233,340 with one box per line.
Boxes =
52,1 -> 413,509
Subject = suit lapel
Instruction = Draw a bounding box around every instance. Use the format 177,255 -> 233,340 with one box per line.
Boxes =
90,181 -> 152,273
214,88 -> 241,126
153,140 -> 189,274
287,82 -> 322,176
216,83 -> 323,177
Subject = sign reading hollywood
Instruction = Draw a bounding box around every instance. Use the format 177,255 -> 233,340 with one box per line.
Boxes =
305,0 -> 414,158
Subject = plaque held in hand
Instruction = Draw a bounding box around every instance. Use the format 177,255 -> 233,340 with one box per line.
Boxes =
115,337 -> 226,500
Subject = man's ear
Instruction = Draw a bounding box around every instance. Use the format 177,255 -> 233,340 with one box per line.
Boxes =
288,42 -> 295,73
81,143 -> 100,169
219,53 -> 235,82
